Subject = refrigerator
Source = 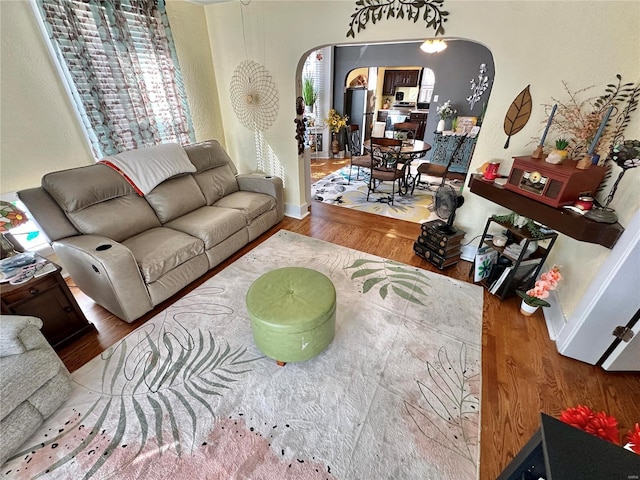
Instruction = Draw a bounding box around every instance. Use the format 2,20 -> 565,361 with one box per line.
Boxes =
344,87 -> 374,148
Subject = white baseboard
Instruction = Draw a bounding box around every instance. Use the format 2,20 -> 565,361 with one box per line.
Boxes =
284,202 -> 310,220
542,289 -> 565,341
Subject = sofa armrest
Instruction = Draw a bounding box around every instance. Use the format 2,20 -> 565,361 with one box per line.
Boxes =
0,316 -> 44,357
237,174 -> 284,221
52,235 -> 153,323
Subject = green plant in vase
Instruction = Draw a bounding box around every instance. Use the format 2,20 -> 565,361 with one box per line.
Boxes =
302,76 -> 318,112
516,265 -> 562,316
546,137 -> 569,164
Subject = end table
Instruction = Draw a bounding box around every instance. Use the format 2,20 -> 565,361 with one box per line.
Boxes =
1,258 -> 96,349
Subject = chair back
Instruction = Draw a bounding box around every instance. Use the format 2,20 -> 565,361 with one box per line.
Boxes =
392,122 -> 419,143
369,137 -> 402,170
346,124 -> 362,157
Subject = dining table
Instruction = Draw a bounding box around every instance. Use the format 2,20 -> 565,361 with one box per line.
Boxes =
363,138 -> 432,195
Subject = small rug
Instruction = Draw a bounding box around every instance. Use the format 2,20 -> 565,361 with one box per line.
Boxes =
311,165 -> 444,224
4,231 -> 483,480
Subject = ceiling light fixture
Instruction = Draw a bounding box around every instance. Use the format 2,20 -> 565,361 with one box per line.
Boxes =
420,39 -> 447,54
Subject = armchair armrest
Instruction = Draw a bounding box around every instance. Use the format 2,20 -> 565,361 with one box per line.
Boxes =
52,235 -> 153,323
237,174 -> 284,221
0,316 -> 44,357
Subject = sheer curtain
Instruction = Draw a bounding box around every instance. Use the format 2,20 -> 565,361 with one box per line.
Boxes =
34,0 -> 195,159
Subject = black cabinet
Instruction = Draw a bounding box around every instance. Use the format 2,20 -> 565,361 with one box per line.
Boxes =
498,413 -> 640,479
471,216 -> 557,300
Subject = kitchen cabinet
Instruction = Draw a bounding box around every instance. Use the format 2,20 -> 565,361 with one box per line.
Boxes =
470,216 -> 557,300
1,260 -> 96,349
382,69 -> 420,96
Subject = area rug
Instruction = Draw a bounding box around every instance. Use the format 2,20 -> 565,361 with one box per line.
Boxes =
4,231 -> 483,480
311,165 -> 445,224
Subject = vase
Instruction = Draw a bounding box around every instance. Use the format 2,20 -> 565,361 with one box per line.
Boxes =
305,104 -> 314,115
436,119 -> 446,132
520,300 -> 539,316
331,133 -> 340,157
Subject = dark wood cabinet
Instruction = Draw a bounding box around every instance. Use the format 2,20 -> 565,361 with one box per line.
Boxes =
468,175 -> 624,249
382,69 -> 420,96
1,261 -> 95,349
382,71 -> 396,96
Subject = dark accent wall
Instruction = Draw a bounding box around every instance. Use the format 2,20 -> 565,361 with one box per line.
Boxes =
333,40 -> 495,157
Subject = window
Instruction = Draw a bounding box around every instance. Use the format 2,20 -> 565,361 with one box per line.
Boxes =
33,0 -> 195,159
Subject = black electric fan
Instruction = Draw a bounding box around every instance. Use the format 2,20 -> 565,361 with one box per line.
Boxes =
433,134 -> 468,235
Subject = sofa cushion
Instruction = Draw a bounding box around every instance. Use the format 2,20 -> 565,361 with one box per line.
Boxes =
193,165 -> 240,205
122,227 -> 205,283
67,195 -> 161,243
145,175 -> 206,224
42,164 -> 134,213
185,140 -> 238,175
213,191 -> 276,223
165,206 -> 246,250
0,349 -> 60,422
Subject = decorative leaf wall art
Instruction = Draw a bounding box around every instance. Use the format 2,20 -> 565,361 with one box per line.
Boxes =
346,0 -> 448,39
503,85 -> 532,149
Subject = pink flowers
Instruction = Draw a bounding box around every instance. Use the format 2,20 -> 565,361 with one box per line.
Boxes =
526,265 -> 562,300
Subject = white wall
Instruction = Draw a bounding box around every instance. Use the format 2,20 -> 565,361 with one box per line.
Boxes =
1,0 -> 638,321
204,0 -> 640,319
0,0 -> 221,193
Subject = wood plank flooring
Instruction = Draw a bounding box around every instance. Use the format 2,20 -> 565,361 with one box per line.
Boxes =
58,159 -> 640,479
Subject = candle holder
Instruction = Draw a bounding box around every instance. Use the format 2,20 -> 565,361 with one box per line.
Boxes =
576,153 -> 592,170
531,145 -> 545,159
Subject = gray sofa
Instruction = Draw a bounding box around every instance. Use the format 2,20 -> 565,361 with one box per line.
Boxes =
0,315 -> 72,465
18,140 -> 284,323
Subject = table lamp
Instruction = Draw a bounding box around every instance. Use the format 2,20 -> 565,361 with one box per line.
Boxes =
0,201 -> 28,258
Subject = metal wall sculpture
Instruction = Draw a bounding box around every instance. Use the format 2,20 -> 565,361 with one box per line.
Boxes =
346,0 -> 448,38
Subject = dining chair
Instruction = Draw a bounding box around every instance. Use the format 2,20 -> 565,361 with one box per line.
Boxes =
392,122 -> 419,143
366,137 -> 405,205
347,124 -> 370,184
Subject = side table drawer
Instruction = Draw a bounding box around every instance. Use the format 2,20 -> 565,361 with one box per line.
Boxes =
1,273 -> 58,304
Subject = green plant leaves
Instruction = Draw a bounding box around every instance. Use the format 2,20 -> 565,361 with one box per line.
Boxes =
345,258 -> 430,305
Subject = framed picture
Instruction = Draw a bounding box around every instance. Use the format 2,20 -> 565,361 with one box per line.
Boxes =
456,116 -> 477,134
309,133 -> 323,153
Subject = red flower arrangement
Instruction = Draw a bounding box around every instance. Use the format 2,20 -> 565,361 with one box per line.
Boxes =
560,405 -> 640,454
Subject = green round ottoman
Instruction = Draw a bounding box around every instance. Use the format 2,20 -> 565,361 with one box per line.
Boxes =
246,267 -> 336,365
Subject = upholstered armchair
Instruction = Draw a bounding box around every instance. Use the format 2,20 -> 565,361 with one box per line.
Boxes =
0,315 -> 72,465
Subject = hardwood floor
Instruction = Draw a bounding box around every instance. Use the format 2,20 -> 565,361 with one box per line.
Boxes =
58,160 -> 640,479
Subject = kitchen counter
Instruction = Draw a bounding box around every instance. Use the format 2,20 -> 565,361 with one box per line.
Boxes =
411,109 -> 429,114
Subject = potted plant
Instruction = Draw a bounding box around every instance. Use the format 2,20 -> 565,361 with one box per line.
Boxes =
436,100 -> 456,132
325,109 -> 348,157
546,138 -> 570,164
516,265 -> 562,316
302,76 -> 318,113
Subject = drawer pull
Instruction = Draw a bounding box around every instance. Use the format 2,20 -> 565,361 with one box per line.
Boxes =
29,288 -> 40,295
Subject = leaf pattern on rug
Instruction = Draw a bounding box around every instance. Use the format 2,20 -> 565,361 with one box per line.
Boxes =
345,258 -> 431,306
404,344 -> 480,466
12,318 -> 262,479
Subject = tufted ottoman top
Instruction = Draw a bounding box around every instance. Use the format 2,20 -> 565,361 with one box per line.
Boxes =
246,267 -> 336,333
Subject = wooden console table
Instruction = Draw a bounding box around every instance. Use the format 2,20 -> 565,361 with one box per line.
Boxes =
469,174 -> 624,249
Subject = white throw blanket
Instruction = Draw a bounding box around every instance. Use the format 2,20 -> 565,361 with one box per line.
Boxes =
99,143 -> 196,195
